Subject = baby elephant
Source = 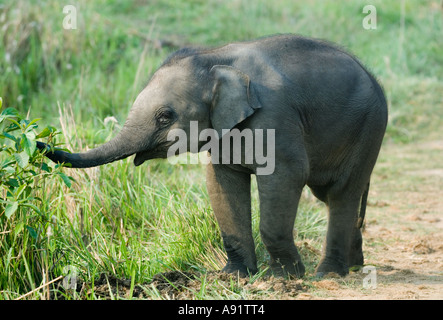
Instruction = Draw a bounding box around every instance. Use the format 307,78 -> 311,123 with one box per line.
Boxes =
38,34 -> 388,278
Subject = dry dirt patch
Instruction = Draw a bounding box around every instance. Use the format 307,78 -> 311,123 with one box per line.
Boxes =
305,140 -> 443,299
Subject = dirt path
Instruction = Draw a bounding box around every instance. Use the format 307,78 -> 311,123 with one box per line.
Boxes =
304,139 -> 443,299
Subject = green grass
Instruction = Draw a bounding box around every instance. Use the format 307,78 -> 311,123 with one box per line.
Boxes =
0,0 -> 442,299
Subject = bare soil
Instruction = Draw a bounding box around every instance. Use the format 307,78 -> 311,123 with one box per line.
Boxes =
82,139 -> 443,300
304,139 -> 443,299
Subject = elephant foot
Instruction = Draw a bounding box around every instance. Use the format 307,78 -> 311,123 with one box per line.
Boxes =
348,249 -> 364,269
315,258 -> 349,278
268,259 -> 305,279
348,228 -> 364,267
222,262 -> 257,278
315,254 -> 364,278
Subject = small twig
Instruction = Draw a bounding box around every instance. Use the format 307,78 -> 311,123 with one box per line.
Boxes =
15,275 -> 64,300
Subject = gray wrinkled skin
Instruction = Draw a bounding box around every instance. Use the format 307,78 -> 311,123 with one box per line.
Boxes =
38,34 -> 388,278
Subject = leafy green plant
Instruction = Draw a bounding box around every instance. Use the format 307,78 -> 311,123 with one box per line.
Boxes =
0,97 -> 73,298
0,98 -> 71,218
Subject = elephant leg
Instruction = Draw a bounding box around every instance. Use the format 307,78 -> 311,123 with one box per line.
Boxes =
206,163 -> 257,276
315,195 -> 361,277
256,172 -> 306,278
348,224 -> 364,267
310,184 -> 364,270
347,183 -> 370,268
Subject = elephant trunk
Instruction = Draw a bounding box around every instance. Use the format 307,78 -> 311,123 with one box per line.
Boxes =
37,128 -> 138,168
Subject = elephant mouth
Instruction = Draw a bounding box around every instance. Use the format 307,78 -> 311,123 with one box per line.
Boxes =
133,151 -> 150,166
133,145 -> 170,166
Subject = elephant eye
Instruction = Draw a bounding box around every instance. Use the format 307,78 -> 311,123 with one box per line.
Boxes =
156,108 -> 175,126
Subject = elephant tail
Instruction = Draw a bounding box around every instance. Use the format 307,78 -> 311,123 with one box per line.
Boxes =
356,181 -> 370,229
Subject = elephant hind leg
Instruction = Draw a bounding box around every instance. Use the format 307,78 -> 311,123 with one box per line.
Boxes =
347,182 -> 370,268
315,181 -> 368,277
347,224 -> 364,268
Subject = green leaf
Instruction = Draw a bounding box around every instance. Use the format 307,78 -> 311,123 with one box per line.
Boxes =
14,222 -> 24,235
4,119 -> 21,131
6,178 -> 19,188
25,118 -> 41,131
14,151 -> 30,168
15,184 -> 27,198
3,166 -> 15,175
40,162 -> 51,173
36,127 -> 52,139
5,202 -> 18,219
26,226 -> 38,239
1,131 -> 17,142
0,107 -> 20,122
57,172 -> 72,188
22,132 -> 36,156
20,203 -> 41,215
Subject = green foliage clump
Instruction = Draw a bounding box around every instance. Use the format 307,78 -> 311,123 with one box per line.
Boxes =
0,97 -> 72,298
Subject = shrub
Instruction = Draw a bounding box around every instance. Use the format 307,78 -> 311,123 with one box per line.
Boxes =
0,97 -> 72,298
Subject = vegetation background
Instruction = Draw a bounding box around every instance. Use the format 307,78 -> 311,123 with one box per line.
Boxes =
0,0 -> 442,299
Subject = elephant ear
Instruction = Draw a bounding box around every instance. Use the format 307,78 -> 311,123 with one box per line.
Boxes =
209,65 -> 261,138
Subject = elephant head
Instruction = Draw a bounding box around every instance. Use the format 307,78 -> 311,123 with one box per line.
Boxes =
38,50 -> 262,168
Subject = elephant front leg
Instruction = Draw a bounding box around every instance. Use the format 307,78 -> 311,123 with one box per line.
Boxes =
206,163 -> 257,276
256,173 -> 306,278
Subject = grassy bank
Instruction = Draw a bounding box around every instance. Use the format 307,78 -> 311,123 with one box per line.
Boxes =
0,0 -> 442,299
